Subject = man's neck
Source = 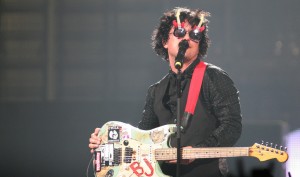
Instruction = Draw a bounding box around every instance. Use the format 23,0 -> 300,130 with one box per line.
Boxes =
169,58 -> 196,73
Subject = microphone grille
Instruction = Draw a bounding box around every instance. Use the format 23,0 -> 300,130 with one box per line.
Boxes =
179,39 -> 189,49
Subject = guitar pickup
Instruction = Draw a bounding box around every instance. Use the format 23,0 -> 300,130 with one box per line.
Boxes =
113,148 -> 122,165
124,147 -> 133,163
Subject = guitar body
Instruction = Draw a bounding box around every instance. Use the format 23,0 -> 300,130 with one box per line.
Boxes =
95,121 -> 176,177
94,121 -> 288,177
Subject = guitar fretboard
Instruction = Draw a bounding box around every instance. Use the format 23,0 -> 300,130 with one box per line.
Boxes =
154,147 -> 249,160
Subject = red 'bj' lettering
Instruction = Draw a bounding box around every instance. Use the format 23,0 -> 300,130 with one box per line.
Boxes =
129,162 -> 144,176
143,158 -> 154,176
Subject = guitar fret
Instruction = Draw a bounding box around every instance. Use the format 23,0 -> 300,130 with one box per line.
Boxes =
154,147 -> 250,160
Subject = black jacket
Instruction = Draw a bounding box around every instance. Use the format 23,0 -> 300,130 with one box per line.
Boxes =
138,58 -> 242,177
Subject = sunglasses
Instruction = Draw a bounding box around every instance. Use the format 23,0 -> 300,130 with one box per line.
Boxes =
173,27 -> 203,43
172,9 -> 206,43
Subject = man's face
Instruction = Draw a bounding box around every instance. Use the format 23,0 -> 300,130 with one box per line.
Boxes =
164,21 -> 200,63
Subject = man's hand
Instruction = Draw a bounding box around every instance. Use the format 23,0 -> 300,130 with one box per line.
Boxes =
166,146 -> 195,165
89,128 -> 101,153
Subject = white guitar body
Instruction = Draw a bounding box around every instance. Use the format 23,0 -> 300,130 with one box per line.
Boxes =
94,121 -> 288,177
95,121 -> 176,177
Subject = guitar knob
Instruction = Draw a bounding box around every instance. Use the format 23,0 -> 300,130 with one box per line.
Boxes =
275,144 -> 278,149
266,142 -> 269,147
261,140 -> 264,145
123,140 -> 129,146
270,143 -> 273,147
285,147 -> 288,151
280,146 -> 283,150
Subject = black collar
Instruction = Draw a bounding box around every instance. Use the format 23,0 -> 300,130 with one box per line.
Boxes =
169,57 -> 201,79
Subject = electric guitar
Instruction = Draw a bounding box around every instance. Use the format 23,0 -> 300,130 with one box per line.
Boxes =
94,121 -> 288,177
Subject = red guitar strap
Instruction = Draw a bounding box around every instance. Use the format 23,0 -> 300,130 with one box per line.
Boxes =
182,61 -> 207,130
185,61 -> 207,114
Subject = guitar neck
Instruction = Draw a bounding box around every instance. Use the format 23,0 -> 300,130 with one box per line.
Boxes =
155,147 -> 249,161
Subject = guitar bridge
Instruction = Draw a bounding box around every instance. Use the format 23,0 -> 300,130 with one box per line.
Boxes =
94,144 -> 123,172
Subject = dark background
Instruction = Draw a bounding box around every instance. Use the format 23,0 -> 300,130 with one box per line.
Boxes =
0,0 -> 299,177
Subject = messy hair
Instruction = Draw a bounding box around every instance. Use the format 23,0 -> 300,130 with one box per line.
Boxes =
151,7 -> 211,61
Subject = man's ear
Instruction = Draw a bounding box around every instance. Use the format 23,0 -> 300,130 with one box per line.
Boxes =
163,39 -> 168,49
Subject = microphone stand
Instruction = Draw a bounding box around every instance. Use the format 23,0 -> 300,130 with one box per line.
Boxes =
174,39 -> 188,177
176,67 -> 182,177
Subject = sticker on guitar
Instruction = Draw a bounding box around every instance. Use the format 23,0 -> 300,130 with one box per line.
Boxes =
108,126 -> 120,142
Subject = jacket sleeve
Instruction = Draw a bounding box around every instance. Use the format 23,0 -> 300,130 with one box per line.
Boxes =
196,66 -> 242,147
138,85 -> 160,130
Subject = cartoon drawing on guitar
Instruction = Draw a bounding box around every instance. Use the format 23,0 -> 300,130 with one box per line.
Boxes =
94,121 -> 288,177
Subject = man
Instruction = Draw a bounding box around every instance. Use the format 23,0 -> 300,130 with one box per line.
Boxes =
89,7 -> 242,177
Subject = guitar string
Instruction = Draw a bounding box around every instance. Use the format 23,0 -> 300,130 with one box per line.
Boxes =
96,146 -> 286,161
111,150 -> 250,160
154,148 -> 249,160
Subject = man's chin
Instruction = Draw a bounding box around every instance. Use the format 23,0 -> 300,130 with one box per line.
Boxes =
184,55 -> 197,62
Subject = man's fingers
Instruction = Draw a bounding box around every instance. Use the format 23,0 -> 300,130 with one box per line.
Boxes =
91,128 -> 101,138
94,128 -> 101,134
89,142 -> 99,149
89,138 -> 100,144
89,128 -> 102,154
88,143 -> 98,148
165,159 -> 195,164
166,160 -> 177,163
91,132 -> 100,139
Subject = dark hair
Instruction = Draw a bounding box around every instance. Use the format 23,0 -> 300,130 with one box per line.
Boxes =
151,7 -> 211,61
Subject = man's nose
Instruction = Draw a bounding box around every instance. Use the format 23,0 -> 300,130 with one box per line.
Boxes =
183,32 -> 190,41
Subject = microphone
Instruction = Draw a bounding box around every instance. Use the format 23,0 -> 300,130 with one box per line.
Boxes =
175,39 -> 189,70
